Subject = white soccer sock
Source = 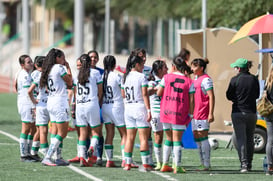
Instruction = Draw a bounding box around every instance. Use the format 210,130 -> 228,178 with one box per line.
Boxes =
78,140 -> 87,158
31,141 -> 40,155
40,143 -> 49,156
201,139 -> 211,167
105,144 -> 113,161
45,135 -> 62,159
154,143 -> 162,164
173,141 -> 182,167
19,133 -> 28,157
27,135 -> 33,155
162,140 -> 172,164
89,135 -> 99,156
141,150 -> 150,165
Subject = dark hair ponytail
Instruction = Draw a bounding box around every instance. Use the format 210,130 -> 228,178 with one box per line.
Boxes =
103,55 -> 116,94
78,54 -> 91,85
123,55 -> 143,84
40,48 -> 64,88
172,57 -> 188,73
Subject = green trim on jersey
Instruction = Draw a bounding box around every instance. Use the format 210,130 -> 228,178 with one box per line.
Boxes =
141,85 -> 148,87
189,91 -> 195,94
61,72 -> 67,77
159,84 -> 164,88
206,87 -> 213,91
22,85 -> 30,88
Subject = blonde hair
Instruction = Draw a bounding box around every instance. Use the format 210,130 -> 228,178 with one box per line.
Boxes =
265,66 -> 273,91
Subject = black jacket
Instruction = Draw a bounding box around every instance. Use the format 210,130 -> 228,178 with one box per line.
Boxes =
226,72 -> 260,113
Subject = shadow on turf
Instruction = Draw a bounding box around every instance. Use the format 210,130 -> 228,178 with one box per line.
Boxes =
0,120 -> 19,125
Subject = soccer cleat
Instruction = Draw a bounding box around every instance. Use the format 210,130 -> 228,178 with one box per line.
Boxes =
80,157 -> 92,167
160,164 -> 173,172
106,160 -> 116,168
42,158 -> 57,166
20,156 -> 36,162
55,158 -> 70,166
87,148 -> 97,164
68,156 -> 80,163
266,167 -> 273,175
96,158 -> 103,166
123,164 -> 131,171
173,166 -> 186,174
131,161 -> 139,168
142,164 -> 154,171
29,154 -> 42,162
196,165 -> 211,171
154,162 -> 162,171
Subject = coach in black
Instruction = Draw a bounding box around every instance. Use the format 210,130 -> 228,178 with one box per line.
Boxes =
226,58 -> 260,173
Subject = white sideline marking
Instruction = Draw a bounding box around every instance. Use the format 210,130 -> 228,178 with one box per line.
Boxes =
0,130 -> 103,181
113,156 -> 177,181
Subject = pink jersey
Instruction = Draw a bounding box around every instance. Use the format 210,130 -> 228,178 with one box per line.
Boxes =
160,72 -> 192,125
193,74 -> 213,120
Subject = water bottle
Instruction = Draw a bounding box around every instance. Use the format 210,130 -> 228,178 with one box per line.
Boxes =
263,156 -> 268,172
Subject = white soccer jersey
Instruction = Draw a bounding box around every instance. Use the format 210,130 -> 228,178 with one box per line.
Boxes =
17,69 -> 32,103
121,71 -> 148,104
47,64 -> 68,97
102,71 -> 123,105
76,68 -> 103,104
148,75 -> 161,114
32,71 -> 48,101
31,70 -> 40,98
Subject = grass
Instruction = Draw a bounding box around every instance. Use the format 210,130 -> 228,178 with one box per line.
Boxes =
0,93 -> 272,181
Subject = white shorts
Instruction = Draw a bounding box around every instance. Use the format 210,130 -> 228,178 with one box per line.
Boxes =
163,123 -> 186,131
47,97 -> 70,123
76,102 -> 100,128
124,103 -> 150,129
151,112 -> 163,132
191,119 -> 210,131
102,104 -> 125,127
36,101 -> 50,126
17,99 -> 35,123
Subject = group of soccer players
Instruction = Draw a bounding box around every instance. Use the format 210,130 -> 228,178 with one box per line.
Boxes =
16,47 -> 215,174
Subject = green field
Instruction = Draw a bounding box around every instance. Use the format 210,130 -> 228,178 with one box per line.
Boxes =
0,93 -> 272,181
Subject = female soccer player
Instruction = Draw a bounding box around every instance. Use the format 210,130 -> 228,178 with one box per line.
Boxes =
101,55 -> 127,167
147,60 -> 168,170
75,54 -> 103,167
157,57 -> 194,174
191,58 -> 215,171
16,54 -> 36,162
122,55 -> 152,171
40,48 -> 72,166
28,56 -> 50,158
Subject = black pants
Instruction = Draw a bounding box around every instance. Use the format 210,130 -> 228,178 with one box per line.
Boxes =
232,112 -> 257,168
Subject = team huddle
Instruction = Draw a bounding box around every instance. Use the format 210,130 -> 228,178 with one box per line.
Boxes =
16,47 -> 215,174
